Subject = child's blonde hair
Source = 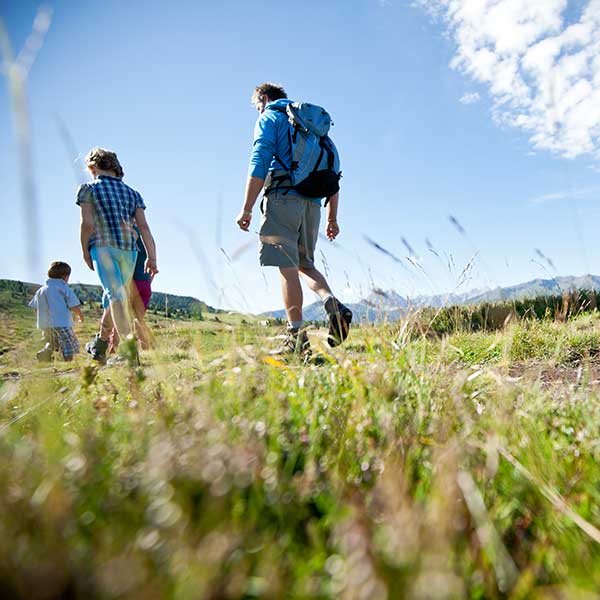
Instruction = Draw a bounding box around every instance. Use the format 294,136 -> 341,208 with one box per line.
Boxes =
48,261 -> 71,279
85,147 -> 124,178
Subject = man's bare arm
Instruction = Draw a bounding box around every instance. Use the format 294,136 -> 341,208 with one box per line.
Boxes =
326,192 -> 340,240
236,176 -> 265,231
134,207 -> 158,276
80,204 -> 95,270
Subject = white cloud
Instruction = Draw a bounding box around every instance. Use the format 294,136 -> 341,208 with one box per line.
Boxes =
459,91 -> 481,103
416,0 -> 600,159
529,186 -> 600,203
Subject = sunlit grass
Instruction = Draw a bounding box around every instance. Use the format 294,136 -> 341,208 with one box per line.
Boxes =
2,303 -> 600,598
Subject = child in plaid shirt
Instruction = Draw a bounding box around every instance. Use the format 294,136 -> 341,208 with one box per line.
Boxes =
77,148 -> 158,364
29,261 -> 84,362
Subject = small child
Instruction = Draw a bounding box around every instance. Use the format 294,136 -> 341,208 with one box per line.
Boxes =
29,261 -> 84,362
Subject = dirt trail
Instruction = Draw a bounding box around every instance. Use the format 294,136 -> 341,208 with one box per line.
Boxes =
509,360 -> 600,388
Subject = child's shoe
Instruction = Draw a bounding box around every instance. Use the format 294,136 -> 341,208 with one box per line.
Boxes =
85,334 -> 108,362
107,335 -> 140,367
36,343 -> 53,362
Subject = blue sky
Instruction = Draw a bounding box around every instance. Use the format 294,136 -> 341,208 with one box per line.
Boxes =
2,0 -> 600,313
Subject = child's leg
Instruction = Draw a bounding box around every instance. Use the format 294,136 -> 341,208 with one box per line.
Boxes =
107,327 -> 120,353
91,247 -> 136,339
36,330 -> 53,362
41,329 -> 50,350
100,307 -> 114,340
56,328 -> 79,362
131,280 -> 152,349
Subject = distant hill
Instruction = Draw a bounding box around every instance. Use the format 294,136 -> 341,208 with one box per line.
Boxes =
0,279 -> 222,320
7,275 -> 600,325
262,275 -> 600,323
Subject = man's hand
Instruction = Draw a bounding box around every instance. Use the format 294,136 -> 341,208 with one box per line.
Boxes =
238,177 -> 264,231
237,209 -> 252,231
145,257 -> 159,277
326,219 -> 340,241
83,251 -> 94,271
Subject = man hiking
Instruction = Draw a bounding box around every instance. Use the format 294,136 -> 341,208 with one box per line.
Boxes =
236,82 -> 352,357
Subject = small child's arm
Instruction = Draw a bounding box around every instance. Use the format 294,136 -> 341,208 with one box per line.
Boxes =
70,305 -> 84,323
66,286 -> 83,322
28,293 -> 38,309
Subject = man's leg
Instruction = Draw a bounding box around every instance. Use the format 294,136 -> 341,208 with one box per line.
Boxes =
298,266 -> 332,299
297,199 -> 352,347
259,194 -> 310,357
273,266 -> 311,357
279,266 -> 303,324
299,266 -> 352,347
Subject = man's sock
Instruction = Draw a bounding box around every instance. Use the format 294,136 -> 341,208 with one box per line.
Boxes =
322,294 -> 335,307
289,320 -> 303,331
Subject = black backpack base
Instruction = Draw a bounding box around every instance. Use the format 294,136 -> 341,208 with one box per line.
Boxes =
293,169 -> 341,199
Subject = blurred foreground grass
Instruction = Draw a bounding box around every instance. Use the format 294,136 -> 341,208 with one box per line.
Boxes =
2,305 -> 600,599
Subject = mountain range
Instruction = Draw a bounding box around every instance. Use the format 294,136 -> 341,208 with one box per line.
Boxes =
262,275 -> 600,323
4,275 -> 600,324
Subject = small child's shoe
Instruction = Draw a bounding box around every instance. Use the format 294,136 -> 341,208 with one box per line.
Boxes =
36,343 -> 53,362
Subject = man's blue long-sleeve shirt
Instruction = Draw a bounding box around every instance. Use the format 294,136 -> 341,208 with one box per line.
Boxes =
247,98 -> 293,179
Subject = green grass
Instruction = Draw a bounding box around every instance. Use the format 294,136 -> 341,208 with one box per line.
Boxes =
2,304 -> 600,598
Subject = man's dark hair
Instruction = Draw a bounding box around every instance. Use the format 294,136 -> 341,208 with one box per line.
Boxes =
252,82 -> 287,106
48,261 -> 71,280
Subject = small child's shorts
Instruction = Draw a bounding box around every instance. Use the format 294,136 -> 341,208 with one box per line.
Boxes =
44,327 -> 80,358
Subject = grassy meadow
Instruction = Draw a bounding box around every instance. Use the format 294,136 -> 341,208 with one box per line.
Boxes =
2,294 -> 600,599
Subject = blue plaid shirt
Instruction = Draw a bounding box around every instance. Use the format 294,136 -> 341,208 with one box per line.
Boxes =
76,175 -> 146,251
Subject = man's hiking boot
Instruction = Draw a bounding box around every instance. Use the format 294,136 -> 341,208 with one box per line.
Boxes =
271,327 -> 312,361
325,297 -> 352,347
86,334 -> 108,363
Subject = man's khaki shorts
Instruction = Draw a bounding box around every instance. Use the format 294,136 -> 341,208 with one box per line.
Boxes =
259,191 -> 321,268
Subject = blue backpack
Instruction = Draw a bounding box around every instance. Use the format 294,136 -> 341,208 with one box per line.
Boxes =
266,102 -> 341,200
